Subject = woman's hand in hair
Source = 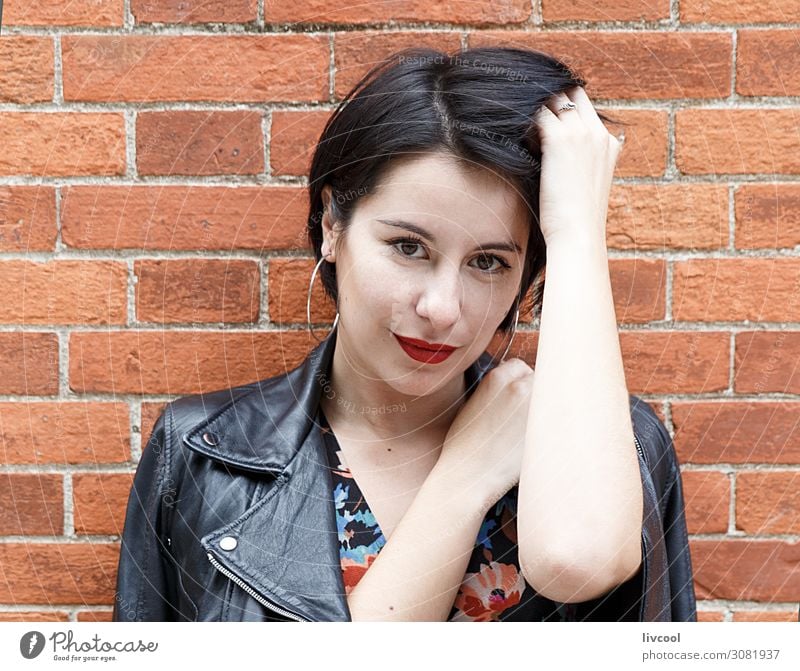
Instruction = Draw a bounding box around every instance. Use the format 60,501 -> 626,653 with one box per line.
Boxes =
431,357 -> 535,507
533,85 -> 623,249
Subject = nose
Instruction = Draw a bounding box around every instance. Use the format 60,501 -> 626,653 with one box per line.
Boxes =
415,265 -> 463,331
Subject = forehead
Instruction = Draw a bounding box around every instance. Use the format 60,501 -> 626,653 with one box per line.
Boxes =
358,152 -> 529,244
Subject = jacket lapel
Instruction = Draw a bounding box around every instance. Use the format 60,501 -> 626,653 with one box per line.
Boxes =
201,424 -> 352,621
182,328 -> 496,621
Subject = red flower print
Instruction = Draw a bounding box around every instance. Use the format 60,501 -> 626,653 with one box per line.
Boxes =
341,554 -> 379,595
451,562 -> 527,621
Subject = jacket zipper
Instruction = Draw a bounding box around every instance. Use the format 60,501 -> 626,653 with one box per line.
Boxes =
634,433 -> 645,462
206,551 -> 310,622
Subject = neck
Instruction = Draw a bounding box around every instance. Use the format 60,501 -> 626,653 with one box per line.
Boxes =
319,331 -> 467,444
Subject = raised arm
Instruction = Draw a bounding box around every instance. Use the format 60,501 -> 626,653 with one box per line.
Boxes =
517,86 -> 643,603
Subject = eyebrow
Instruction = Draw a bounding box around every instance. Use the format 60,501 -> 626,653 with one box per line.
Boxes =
377,219 -> 522,254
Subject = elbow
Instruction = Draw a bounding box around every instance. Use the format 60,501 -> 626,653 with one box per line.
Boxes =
520,538 -> 642,604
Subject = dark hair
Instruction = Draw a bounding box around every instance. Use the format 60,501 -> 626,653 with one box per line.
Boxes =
306,46 -> 623,333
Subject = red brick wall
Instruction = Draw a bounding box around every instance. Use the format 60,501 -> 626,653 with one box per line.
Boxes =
0,0 -> 798,622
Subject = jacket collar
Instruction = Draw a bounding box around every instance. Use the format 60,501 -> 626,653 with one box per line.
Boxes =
182,327 -> 498,621
183,327 -> 498,475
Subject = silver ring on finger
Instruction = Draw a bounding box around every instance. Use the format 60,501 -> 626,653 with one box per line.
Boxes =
556,101 -> 577,114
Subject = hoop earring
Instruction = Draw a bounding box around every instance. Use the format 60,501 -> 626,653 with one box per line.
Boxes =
307,252 -> 339,343
498,302 -> 520,363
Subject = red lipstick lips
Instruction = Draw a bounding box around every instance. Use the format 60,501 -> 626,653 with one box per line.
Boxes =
393,334 -> 457,364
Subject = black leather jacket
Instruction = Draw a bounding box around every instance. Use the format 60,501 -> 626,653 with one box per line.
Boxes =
112,329 -> 697,622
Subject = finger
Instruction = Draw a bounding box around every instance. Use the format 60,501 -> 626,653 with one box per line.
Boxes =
501,358 -> 533,377
545,92 -> 581,125
568,85 -> 607,134
534,102 -> 560,128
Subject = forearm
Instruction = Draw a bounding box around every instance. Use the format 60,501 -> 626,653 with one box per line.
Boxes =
518,233 -> 643,601
346,467 -> 491,621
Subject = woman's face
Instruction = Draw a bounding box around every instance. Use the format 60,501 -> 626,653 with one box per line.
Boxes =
321,151 -> 530,398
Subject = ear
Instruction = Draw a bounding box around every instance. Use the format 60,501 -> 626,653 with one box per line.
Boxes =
320,185 -> 339,263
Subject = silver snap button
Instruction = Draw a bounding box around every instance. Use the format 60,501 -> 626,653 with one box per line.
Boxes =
219,536 -> 237,551
202,432 -> 218,446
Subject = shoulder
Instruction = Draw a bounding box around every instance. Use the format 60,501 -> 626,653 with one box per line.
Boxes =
141,378 -> 274,474
166,380 -> 262,439
140,383 -> 259,474
147,365 -> 306,478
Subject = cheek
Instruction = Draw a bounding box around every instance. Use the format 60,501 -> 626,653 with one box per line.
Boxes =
340,254 -> 405,315
467,285 -> 516,324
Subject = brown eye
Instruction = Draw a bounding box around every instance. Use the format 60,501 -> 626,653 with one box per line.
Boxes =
388,236 -> 427,259
476,254 -> 495,271
399,242 -> 421,256
471,253 -> 510,274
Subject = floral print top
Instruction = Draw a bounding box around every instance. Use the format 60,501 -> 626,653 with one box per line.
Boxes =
315,405 -> 616,622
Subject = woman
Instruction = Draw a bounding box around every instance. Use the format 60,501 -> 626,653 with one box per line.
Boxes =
112,46 -> 696,621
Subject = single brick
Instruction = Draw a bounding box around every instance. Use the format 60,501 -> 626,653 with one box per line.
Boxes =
0,543 -> 119,604
736,471 -> 800,534
732,610 -> 800,622
61,185 -> 309,251
0,114 -> 125,177
0,402 -> 130,465
0,333 -> 58,395
0,611 -> 70,622
690,539 -> 800,602
607,184 -> 728,250
0,474 -> 63,535
734,332 -> 800,394
673,401 -> 800,465
2,0 -> 123,26
682,0 -> 800,23
543,0 -> 669,21
673,259 -> 800,322
131,0 -> 256,24
0,261 -> 127,325
738,29 -> 800,97
0,37 -> 54,103
735,184 -> 800,249
677,109 -> 800,175
135,259 -> 260,324
620,332 -> 730,394
62,35 -> 329,103
136,110 -> 264,176
0,186 -> 57,252
267,0 -> 531,25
